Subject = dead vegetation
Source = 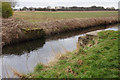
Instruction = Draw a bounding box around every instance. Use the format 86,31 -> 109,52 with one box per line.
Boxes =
1,18 -> 44,46
39,16 -> 118,36
1,16 -> 119,46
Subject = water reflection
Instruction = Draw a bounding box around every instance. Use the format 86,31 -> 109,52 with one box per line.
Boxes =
2,39 -> 45,55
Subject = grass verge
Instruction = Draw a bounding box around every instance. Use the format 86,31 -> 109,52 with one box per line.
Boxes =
25,30 -> 119,78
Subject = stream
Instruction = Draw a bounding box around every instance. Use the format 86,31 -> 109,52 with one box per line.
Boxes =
1,24 -> 118,78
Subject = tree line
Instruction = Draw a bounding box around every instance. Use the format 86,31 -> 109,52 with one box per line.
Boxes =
15,5 -> 117,11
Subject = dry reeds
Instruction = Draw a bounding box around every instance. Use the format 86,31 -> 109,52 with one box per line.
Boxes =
40,16 -> 118,36
2,16 -> 119,46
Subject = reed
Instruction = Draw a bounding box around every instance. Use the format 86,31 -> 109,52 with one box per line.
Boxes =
2,16 -> 119,46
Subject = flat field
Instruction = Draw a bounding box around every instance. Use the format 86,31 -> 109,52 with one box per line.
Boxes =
13,11 -> 118,23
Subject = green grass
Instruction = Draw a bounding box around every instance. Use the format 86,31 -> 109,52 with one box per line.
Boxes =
14,11 -> 118,23
26,30 -> 119,78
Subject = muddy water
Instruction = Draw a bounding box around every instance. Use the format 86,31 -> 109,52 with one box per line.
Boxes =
1,25 -> 118,78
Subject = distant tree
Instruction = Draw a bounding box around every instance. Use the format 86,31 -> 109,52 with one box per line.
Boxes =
72,6 -> 78,8
106,7 -> 115,10
22,7 -> 28,11
91,5 -> 97,8
110,7 -> 115,10
29,7 -> 35,11
106,7 -> 110,9
47,6 -> 51,9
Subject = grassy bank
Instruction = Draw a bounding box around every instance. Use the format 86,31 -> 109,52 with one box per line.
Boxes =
25,30 -> 119,78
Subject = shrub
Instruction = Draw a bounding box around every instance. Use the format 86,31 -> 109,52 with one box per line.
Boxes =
2,2 -> 13,18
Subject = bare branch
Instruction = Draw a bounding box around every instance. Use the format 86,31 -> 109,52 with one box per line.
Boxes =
0,0 -> 17,8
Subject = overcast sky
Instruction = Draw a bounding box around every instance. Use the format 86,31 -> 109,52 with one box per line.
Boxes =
13,0 -> 120,9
